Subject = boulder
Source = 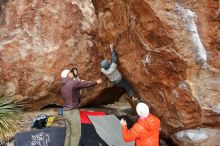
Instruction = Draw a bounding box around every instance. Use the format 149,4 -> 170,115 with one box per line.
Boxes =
0,0 -> 219,145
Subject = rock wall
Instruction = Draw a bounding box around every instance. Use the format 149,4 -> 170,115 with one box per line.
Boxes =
0,0 -> 112,110
0,0 -> 219,145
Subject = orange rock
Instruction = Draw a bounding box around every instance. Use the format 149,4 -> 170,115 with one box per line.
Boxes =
0,0 -> 220,145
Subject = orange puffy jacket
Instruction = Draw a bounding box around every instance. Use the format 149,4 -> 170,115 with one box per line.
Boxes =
122,114 -> 160,146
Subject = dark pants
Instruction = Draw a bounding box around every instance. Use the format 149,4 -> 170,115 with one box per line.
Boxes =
115,78 -> 135,98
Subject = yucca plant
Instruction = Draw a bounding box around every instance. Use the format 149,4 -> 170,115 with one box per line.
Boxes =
0,87 -> 22,144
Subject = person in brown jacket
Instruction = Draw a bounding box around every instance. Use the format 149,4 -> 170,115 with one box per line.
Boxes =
61,69 -> 102,146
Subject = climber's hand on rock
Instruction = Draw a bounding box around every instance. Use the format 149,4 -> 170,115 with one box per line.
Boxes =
132,97 -> 138,101
120,119 -> 127,126
110,43 -> 114,52
96,79 -> 102,84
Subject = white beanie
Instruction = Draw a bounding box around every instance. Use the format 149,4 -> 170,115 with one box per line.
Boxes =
136,103 -> 149,118
61,69 -> 70,78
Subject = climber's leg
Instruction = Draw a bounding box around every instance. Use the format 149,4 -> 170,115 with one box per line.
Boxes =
116,78 -> 138,111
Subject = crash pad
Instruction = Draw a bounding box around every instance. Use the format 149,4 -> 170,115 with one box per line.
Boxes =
15,125 -> 108,146
80,111 -> 106,124
89,115 -> 135,146
15,127 -> 65,146
79,124 -> 108,146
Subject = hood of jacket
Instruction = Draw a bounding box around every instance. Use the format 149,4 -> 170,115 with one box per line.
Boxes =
138,114 -> 160,131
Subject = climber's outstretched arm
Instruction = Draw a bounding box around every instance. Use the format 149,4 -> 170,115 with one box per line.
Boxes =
110,44 -> 118,63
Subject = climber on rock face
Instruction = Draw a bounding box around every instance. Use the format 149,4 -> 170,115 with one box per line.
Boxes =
120,103 -> 160,146
100,44 -> 139,111
61,69 -> 102,146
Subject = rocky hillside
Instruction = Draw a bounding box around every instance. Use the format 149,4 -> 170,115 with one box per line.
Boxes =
0,0 -> 220,145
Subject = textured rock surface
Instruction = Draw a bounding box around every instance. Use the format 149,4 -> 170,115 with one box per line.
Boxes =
0,0 -> 220,145
173,128 -> 220,146
0,0 -> 109,110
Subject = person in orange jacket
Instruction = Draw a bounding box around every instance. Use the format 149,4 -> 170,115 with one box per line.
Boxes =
120,103 -> 160,146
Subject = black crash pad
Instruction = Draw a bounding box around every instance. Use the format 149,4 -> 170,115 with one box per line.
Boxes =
15,127 -> 65,146
15,125 -> 107,146
79,124 -> 108,146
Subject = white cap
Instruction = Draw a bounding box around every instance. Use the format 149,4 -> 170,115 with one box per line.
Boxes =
136,103 -> 149,118
61,69 -> 70,78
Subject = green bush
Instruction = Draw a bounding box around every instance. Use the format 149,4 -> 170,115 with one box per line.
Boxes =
0,87 -> 22,143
